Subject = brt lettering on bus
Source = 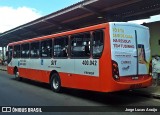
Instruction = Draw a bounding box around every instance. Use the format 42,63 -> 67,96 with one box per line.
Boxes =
51,60 -> 57,65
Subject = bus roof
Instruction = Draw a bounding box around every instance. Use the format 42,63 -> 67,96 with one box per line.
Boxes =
8,23 -> 109,46
109,22 -> 149,30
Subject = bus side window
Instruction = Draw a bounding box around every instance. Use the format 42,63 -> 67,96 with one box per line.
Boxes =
92,30 -> 104,59
13,45 -> 21,58
71,33 -> 91,58
21,44 -> 29,58
30,42 -> 40,58
41,39 -> 52,58
53,36 -> 68,58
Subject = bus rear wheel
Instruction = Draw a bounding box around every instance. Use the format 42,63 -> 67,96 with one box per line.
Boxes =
50,73 -> 62,93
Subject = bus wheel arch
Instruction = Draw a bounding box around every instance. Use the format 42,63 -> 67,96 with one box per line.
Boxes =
13,66 -> 21,80
50,70 -> 62,93
14,66 -> 18,75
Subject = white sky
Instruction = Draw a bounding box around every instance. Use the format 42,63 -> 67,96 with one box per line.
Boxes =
0,6 -> 41,33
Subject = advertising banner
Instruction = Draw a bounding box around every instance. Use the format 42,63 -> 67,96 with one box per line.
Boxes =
110,22 -> 150,77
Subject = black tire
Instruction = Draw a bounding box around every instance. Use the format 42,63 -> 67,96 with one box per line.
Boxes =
14,68 -> 21,81
50,73 -> 62,93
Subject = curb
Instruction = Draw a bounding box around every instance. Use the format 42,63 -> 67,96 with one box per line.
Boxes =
0,69 -> 7,71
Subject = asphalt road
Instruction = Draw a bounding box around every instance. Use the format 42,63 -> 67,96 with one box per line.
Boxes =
0,71 -> 160,113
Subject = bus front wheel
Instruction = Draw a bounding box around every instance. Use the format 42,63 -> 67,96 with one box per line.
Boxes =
14,68 -> 21,81
50,73 -> 62,93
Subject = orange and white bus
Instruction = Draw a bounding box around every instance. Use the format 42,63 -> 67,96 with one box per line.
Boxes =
6,22 -> 152,93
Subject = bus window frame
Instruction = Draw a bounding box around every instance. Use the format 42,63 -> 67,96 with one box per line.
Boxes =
7,45 -> 13,63
13,44 -> 21,58
40,39 -> 53,59
92,29 -> 104,59
70,32 -> 91,59
8,45 -> 13,56
30,41 -> 40,59
53,36 -> 69,59
21,43 -> 30,59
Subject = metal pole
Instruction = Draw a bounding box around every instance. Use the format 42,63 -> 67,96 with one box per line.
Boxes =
2,47 -> 4,65
135,30 -> 138,76
4,47 -> 7,60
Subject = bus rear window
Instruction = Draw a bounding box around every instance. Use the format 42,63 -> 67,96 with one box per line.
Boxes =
92,30 -> 104,59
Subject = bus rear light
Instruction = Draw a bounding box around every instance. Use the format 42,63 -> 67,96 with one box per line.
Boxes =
112,60 -> 120,81
113,75 -> 120,80
113,63 -> 117,67
149,60 -> 152,77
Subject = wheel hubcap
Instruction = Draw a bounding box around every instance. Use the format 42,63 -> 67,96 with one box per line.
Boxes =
53,78 -> 59,89
15,72 -> 19,78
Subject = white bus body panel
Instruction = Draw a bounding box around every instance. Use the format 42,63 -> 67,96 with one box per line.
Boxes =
9,58 -> 99,77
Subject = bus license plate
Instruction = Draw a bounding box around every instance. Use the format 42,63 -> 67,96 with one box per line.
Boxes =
132,77 -> 138,80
